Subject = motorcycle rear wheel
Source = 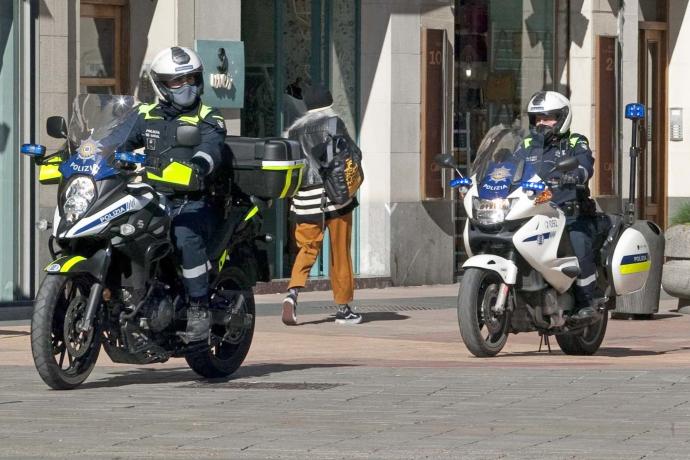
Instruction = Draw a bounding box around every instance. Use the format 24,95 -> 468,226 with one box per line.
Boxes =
457,268 -> 510,357
185,269 -> 255,378
556,309 -> 608,355
31,275 -> 101,390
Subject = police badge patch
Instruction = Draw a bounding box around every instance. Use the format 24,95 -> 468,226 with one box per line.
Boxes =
146,137 -> 157,151
489,166 -> 512,182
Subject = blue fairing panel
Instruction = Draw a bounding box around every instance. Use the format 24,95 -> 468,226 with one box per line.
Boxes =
477,161 -> 517,200
59,154 -> 118,181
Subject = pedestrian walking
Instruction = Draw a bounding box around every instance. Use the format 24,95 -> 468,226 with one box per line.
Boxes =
281,83 -> 363,326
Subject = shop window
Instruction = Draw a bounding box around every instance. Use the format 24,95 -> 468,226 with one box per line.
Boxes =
80,1 -> 128,94
453,0 -> 561,173
241,0 -> 359,278
639,0 -> 667,22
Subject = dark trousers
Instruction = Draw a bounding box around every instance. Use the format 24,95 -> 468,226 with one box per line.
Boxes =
567,215 -> 596,309
170,198 -> 218,299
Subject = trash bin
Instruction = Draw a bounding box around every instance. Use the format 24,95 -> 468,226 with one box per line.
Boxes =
612,220 -> 665,319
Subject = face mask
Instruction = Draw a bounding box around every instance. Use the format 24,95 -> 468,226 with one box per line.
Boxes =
169,84 -> 199,108
532,124 -> 556,145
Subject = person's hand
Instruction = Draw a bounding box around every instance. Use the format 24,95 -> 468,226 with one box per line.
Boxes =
187,162 -> 206,191
559,172 -> 579,186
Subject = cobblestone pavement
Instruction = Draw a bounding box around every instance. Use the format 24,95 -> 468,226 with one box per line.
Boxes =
1,287 -> 690,459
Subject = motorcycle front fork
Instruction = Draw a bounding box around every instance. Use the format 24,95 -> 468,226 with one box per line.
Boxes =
492,250 -> 515,314
492,283 -> 510,314
78,244 -> 112,333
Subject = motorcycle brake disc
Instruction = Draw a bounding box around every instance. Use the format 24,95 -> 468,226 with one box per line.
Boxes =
63,295 -> 95,359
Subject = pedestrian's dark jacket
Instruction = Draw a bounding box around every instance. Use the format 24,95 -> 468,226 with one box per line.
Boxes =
286,107 -> 359,224
512,131 -> 594,206
122,100 -> 226,187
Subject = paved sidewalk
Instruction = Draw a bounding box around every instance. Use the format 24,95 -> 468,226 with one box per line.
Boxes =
1,286 -> 690,459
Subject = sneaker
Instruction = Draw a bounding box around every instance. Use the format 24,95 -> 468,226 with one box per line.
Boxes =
281,293 -> 298,326
335,305 -> 362,325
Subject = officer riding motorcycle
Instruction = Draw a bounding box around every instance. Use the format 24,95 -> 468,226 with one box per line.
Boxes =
122,46 -> 226,343
512,91 -> 597,322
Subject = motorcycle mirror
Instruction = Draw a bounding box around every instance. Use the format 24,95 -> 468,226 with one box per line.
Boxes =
434,153 -> 458,169
176,125 -> 201,147
554,156 -> 579,173
46,116 -> 68,139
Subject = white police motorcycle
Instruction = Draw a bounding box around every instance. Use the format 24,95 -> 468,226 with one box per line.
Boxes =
438,106 -> 653,357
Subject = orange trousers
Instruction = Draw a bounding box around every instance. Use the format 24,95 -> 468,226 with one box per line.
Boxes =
288,213 -> 354,305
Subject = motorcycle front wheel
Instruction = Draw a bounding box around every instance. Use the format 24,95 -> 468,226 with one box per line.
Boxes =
457,268 -> 511,357
30,275 -> 101,390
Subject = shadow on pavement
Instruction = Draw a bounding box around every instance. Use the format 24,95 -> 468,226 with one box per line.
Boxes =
589,347 -> 671,357
497,346 -> 683,358
297,311 -> 410,325
80,363 -> 358,389
611,313 -> 683,320
360,312 -> 410,324
0,330 -> 30,336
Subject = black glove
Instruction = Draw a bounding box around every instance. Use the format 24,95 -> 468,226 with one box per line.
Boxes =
187,160 -> 207,191
559,172 -> 579,186
189,156 -> 211,177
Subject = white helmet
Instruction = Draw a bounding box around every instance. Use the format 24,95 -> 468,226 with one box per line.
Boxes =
148,46 -> 204,109
527,91 -> 572,137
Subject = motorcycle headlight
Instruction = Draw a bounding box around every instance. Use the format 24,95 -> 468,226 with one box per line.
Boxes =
62,176 -> 96,224
472,197 -> 512,226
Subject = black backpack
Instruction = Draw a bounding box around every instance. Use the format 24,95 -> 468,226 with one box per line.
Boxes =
319,118 -> 364,205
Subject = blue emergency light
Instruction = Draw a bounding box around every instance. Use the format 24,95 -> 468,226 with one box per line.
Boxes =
625,103 -> 646,120
450,177 -> 472,188
521,181 -> 546,191
20,143 -> 46,157
114,151 -> 146,164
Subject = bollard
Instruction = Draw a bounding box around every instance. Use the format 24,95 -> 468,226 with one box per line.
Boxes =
612,220 -> 665,319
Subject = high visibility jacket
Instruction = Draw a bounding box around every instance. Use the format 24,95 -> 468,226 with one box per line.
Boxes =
122,101 -> 226,180
512,132 -> 594,205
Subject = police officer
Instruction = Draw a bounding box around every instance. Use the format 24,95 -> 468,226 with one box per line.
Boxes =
513,91 -> 597,321
122,46 -> 226,343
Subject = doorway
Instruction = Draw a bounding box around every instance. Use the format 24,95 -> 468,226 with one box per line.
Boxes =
637,25 -> 667,228
80,1 -> 128,94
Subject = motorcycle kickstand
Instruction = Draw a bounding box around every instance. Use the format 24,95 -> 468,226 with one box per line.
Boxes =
538,333 -> 552,353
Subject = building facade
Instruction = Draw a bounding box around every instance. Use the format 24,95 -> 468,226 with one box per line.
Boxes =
0,0 -> 688,304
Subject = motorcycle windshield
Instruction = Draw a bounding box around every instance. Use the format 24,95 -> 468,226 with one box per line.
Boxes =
471,124 -> 523,182
59,94 -> 140,181
471,124 -> 524,199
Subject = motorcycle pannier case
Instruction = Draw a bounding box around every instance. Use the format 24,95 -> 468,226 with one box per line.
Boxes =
608,227 -> 651,295
223,137 -> 305,199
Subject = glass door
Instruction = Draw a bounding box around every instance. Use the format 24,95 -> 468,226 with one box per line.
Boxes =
0,0 -> 18,301
638,27 -> 667,228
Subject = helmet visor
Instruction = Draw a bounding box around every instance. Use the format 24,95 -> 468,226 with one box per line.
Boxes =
161,72 -> 201,89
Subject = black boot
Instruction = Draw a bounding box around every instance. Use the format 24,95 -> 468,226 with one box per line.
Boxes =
571,306 -> 596,321
179,297 -> 211,344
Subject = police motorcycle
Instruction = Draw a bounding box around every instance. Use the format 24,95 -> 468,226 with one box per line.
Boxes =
437,106 -> 653,357
23,94 -> 304,389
